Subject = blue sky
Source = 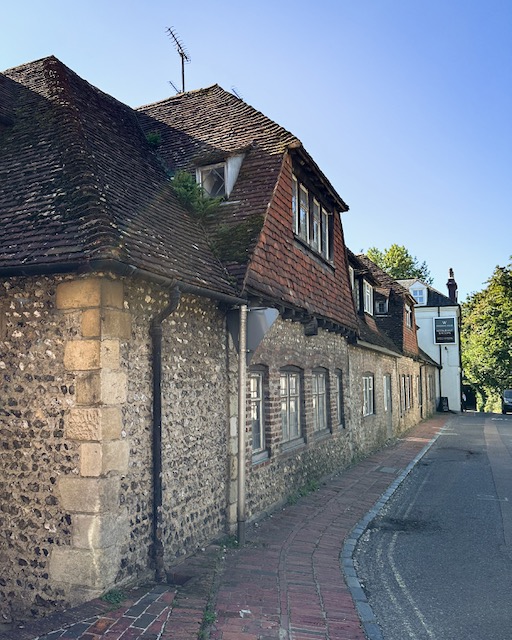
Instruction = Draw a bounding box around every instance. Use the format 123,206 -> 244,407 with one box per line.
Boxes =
3,0 -> 511,301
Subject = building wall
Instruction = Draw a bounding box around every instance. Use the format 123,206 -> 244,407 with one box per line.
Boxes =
230,317 -> 427,523
0,276 -> 78,620
0,274 -> 234,621
0,274 -> 439,622
414,306 -> 462,411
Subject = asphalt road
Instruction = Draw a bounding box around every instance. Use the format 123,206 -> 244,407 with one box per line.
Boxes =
354,412 -> 512,640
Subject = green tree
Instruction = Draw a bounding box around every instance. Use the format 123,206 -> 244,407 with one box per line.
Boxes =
461,259 -> 512,411
366,244 -> 433,283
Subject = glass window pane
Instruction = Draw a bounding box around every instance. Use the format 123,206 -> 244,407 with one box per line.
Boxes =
299,185 -> 309,242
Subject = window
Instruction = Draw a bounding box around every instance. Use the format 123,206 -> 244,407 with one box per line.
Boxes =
291,173 -> 332,261
312,369 -> 328,432
405,304 -> 413,328
348,266 -> 355,291
376,299 -> 388,315
383,374 -> 392,413
401,374 -> 412,411
411,288 -> 426,305
299,184 -> 309,243
249,372 -> 265,454
311,199 -> 321,251
333,369 -> 345,427
363,280 -> 374,315
363,375 -> 374,416
197,154 -> 244,198
198,163 -> 226,197
280,369 -> 302,443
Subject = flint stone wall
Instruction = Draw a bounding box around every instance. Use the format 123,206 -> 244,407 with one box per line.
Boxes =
0,276 -> 78,620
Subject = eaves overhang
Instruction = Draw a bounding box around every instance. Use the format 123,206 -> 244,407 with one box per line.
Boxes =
0,259 -> 247,307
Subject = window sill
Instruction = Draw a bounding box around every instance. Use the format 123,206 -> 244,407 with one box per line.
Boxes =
293,236 -> 334,269
312,428 -> 331,441
281,437 -> 306,454
252,450 -> 269,466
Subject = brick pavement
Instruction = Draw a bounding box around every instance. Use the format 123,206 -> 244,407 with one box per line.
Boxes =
1,415 -> 448,640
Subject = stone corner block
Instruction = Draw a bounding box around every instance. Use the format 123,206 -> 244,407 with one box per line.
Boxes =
103,440 -> 130,474
64,340 -> 101,371
72,513 -> 127,550
80,442 -> 102,477
56,279 -> 102,310
58,475 -> 120,514
102,310 -> 132,340
65,407 -> 122,441
81,309 -> 101,338
101,371 -> 127,405
49,546 -> 120,589
100,280 -> 124,309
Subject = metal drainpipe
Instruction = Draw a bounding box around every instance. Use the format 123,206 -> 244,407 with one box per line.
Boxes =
150,285 -> 181,582
237,304 -> 248,546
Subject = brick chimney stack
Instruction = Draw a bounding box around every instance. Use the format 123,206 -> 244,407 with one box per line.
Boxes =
446,268 -> 458,303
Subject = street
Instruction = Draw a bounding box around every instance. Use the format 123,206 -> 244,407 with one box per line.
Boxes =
354,412 -> 512,639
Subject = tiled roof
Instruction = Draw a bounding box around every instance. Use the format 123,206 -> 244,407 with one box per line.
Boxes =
137,87 -> 300,271
397,279 -> 456,307
0,57 -> 236,296
137,86 -> 358,333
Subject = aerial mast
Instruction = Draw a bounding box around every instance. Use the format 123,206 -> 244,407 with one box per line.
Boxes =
166,27 -> 190,93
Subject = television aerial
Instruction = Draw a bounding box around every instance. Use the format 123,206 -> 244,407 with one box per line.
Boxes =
166,27 -> 191,93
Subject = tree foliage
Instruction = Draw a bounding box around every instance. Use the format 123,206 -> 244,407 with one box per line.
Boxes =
366,244 -> 433,284
461,259 -> 512,410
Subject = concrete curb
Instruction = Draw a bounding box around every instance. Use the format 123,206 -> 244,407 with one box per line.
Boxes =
340,421 -> 451,640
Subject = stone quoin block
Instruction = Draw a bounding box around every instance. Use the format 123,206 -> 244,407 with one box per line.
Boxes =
80,442 -> 103,477
65,406 -> 122,441
49,546 -> 121,589
56,278 -> 124,310
101,371 -> 128,404
101,340 -> 120,369
101,309 -> 132,339
58,476 -> 120,514
71,513 -> 126,550
76,371 -> 102,405
81,309 -> 101,337
64,340 -> 101,371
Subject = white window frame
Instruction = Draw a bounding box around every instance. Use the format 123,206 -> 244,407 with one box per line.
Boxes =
363,374 -> 374,416
320,207 -> 330,259
376,299 -> 388,315
333,369 -> 344,427
411,287 -> 426,305
299,184 -> 310,243
405,304 -> 413,328
363,280 -> 374,315
291,173 -> 333,261
249,372 -> 265,454
280,370 -> 302,443
383,374 -> 392,413
312,370 -> 328,432
197,162 -> 226,197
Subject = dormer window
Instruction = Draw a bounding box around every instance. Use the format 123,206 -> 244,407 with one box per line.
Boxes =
198,163 -> 226,197
292,174 -> 333,261
411,286 -> 426,306
363,280 -> 373,315
376,299 -> 388,315
197,154 -> 244,198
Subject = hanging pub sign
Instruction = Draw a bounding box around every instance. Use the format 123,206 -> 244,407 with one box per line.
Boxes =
433,317 -> 456,344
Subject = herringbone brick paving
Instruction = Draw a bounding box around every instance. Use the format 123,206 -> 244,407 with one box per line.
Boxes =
1,416 -> 448,640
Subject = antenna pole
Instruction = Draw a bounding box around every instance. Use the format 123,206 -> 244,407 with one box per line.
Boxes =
167,27 -> 190,92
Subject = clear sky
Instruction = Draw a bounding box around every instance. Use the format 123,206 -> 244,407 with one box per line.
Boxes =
3,0 -> 511,301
